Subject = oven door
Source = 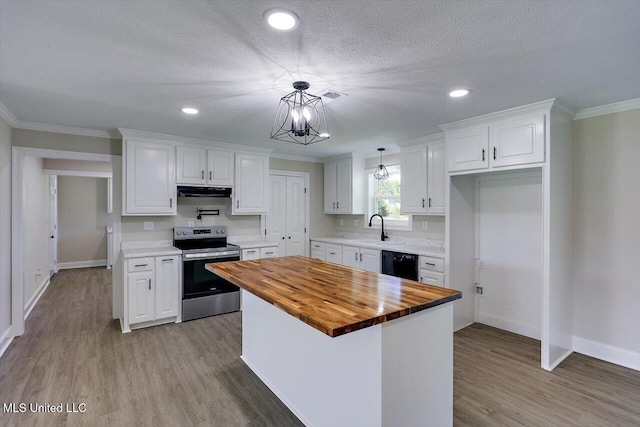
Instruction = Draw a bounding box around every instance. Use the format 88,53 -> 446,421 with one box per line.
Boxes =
182,254 -> 240,300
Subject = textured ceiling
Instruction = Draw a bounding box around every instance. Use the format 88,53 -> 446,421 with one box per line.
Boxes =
1,0 -> 639,158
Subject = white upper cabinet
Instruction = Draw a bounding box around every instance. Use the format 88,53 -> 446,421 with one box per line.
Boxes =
446,125 -> 490,173
443,109 -> 547,175
324,162 -> 337,212
401,145 -> 428,214
490,114 -> 545,168
324,155 -> 365,214
207,150 -> 234,187
233,153 -> 268,214
176,146 -> 207,185
124,139 -> 176,215
427,142 -> 446,214
177,147 -> 234,187
400,138 -> 446,216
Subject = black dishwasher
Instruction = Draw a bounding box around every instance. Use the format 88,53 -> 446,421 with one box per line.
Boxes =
381,251 -> 419,281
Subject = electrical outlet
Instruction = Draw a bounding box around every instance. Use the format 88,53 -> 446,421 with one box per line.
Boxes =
188,221 -> 195,227
421,221 -> 428,230
143,221 -> 154,231
339,219 -> 344,226
475,286 -> 484,295
353,219 -> 359,227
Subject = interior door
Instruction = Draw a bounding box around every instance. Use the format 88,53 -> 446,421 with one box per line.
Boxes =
49,176 -> 58,277
476,172 -> 543,339
267,175 -> 287,256
286,176 -> 306,256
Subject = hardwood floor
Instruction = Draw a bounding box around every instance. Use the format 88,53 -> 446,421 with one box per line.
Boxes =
454,324 -> 640,427
1,268 -> 638,426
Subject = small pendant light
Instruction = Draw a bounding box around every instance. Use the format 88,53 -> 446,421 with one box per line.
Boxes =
374,148 -> 389,180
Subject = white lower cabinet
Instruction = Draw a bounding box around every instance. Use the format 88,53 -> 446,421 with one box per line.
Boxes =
325,244 -> 343,264
419,255 -> 445,287
241,246 -> 279,261
124,255 -> 181,332
311,249 -> 326,261
341,245 -> 381,273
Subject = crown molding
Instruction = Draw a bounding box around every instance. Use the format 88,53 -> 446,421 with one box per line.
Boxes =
15,120 -> 114,139
396,132 -> 445,148
269,152 -> 322,163
574,98 -> 640,120
118,128 -> 272,155
0,103 -> 18,127
439,98 -> 557,131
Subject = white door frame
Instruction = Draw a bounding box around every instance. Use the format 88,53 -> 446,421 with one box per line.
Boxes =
48,176 -> 58,276
262,170 -> 310,257
11,146 -> 120,337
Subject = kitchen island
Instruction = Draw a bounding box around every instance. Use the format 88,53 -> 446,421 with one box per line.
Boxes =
208,256 -> 461,427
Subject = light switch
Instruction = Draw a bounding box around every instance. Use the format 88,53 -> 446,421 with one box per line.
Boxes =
143,221 -> 154,231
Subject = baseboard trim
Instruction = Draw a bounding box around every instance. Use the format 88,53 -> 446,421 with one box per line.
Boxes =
476,313 -> 541,340
24,276 -> 50,321
573,336 -> 640,372
0,326 -> 13,360
58,259 -> 107,270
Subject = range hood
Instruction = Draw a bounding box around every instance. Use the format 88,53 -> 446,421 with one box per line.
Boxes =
177,186 -> 232,198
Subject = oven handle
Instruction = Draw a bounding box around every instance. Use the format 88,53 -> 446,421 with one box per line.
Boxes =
183,251 -> 240,260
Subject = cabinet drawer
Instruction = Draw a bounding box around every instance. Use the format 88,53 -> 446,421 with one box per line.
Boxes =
420,256 -> 444,272
128,257 -> 154,273
325,244 -> 342,264
419,269 -> 444,287
260,247 -> 278,258
310,249 -> 326,261
242,249 -> 260,260
310,241 -> 326,251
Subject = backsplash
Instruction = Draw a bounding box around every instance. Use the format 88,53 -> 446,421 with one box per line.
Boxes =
120,197 -> 261,242
331,214 -> 445,241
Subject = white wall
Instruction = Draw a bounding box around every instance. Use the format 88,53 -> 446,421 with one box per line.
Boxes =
0,118 -> 12,339
22,156 -> 51,308
57,176 -> 109,264
573,109 -> 640,358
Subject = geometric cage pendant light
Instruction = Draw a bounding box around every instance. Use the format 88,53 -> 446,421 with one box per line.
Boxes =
270,81 -> 330,145
374,148 -> 389,180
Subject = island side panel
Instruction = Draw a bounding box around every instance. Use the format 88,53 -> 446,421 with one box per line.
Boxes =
382,303 -> 454,427
241,290 -> 383,427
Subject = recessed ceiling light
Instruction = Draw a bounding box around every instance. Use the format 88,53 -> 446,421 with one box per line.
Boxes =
449,89 -> 470,98
265,8 -> 299,31
181,107 -> 199,115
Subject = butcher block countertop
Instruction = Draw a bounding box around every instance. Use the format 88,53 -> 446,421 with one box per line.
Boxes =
207,256 -> 461,338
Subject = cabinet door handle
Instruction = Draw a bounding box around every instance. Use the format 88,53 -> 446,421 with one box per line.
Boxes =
201,170 -> 204,179
162,258 -> 173,262
428,198 -> 432,208
336,201 -> 339,209
170,198 -> 173,208
237,200 -> 239,208
360,253 -> 363,262
425,262 -> 436,266
265,252 -> 274,255
288,236 -> 291,239
493,146 -> 497,160
329,252 -> 336,255
422,198 -> 425,208
247,250 -> 256,254
209,171 -> 212,180
282,237 -> 286,240
134,264 -> 148,267
482,149 -> 486,162
148,279 -> 151,290
355,252 -> 358,261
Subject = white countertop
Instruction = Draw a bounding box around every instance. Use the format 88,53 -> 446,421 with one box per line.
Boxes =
121,240 -> 182,259
310,236 -> 445,258
233,240 -> 279,250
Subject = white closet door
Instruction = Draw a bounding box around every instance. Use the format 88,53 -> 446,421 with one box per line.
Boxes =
476,172 -> 543,339
267,175 -> 287,256
286,176 -> 307,256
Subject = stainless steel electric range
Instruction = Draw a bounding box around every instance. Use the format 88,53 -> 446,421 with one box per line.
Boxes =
173,226 -> 240,321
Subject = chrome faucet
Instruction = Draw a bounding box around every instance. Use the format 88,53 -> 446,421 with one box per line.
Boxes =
368,214 -> 388,241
